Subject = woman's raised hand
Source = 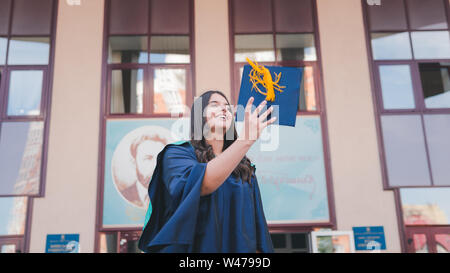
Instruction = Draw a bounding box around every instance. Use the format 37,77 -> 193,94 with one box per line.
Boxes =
238,97 -> 277,145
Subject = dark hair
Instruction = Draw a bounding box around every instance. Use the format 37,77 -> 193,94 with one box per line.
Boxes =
190,90 -> 254,184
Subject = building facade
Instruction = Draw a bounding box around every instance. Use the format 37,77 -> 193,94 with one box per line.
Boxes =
0,0 -> 449,253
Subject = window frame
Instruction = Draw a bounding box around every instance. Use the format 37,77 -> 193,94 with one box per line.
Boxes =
362,0 -> 450,191
228,0 -> 337,233
0,0 -> 58,199
104,1 -> 195,118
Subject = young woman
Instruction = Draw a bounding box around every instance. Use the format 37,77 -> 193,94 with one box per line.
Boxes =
138,90 -> 277,253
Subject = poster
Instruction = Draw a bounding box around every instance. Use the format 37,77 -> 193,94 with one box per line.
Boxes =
102,118 -> 189,227
240,115 -> 330,223
103,115 -> 330,227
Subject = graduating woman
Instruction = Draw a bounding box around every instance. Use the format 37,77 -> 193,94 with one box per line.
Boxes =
138,90 -> 276,253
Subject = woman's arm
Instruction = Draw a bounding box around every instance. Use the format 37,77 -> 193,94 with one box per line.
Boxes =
200,97 -> 276,196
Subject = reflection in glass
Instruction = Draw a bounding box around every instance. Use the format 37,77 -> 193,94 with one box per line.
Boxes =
276,34 -> 316,61
271,233 -> 287,249
7,70 -> 43,116
371,32 -> 412,60
423,114 -> 450,186
7,37 -> 50,65
150,36 -> 190,64
413,234 -> 428,253
0,197 -> 28,235
435,234 -> 450,253
381,115 -> 431,187
235,34 -> 275,62
0,122 -> 44,195
125,238 -> 141,253
400,187 -> 450,225
153,68 -> 186,114
407,0 -> 448,30
367,0 -> 408,31
99,233 -> 118,253
1,244 -> 17,253
299,66 -> 316,111
379,65 -> 415,109
110,69 -> 144,114
108,36 -> 148,64
0,37 -> 7,65
419,62 -> 450,109
411,31 -> 450,59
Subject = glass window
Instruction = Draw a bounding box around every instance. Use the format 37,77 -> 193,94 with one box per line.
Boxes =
291,233 -> 307,249
299,66 -> 317,111
371,32 -> 412,60
0,197 -> 28,235
99,232 -> 118,253
435,234 -> 450,253
423,114 -> 450,186
110,69 -> 144,114
153,68 -> 186,114
109,0 -> 148,35
0,0 -> 12,35
7,70 -> 44,116
380,115 -> 431,187
235,34 -> 275,62
271,233 -> 287,248
400,187 -> 450,225
378,65 -> 415,109
7,37 -> 50,65
151,0 -> 190,34
407,0 -> 448,30
276,34 -> 317,61
274,0 -> 314,32
413,234 -> 429,253
0,37 -> 6,65
1,244 -> 17,253
108,36 -> 148,64
368,0 -> 407,31
0,121 -> 44,195
150,36 -> 190,64
411,31 -> 450,59
419,63 -> 450,109
233,0 -> 273,33
11,0 -> 52,35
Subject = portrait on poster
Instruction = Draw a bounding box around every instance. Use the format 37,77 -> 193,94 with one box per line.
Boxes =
102,118 -> 188,227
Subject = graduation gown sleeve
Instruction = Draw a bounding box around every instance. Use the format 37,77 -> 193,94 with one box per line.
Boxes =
253,173 -> 274,253
138,141 -> 207,253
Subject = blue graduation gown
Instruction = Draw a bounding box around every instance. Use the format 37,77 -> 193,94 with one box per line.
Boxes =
138,141 -> 274,253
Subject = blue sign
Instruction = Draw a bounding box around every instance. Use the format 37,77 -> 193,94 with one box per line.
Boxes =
45,234 -> 80,253
352,226 -> 386,251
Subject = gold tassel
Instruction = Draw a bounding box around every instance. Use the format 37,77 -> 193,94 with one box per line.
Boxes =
246,57 -> 285,102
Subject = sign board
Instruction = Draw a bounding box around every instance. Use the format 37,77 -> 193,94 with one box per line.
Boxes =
45,234 -> 80,253
352,226 -> 386,251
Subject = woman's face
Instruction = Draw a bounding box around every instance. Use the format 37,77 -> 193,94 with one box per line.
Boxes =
204,93 -> 233,135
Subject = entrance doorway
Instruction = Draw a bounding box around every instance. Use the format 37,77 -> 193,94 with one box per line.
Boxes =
405,226 -> 450,253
